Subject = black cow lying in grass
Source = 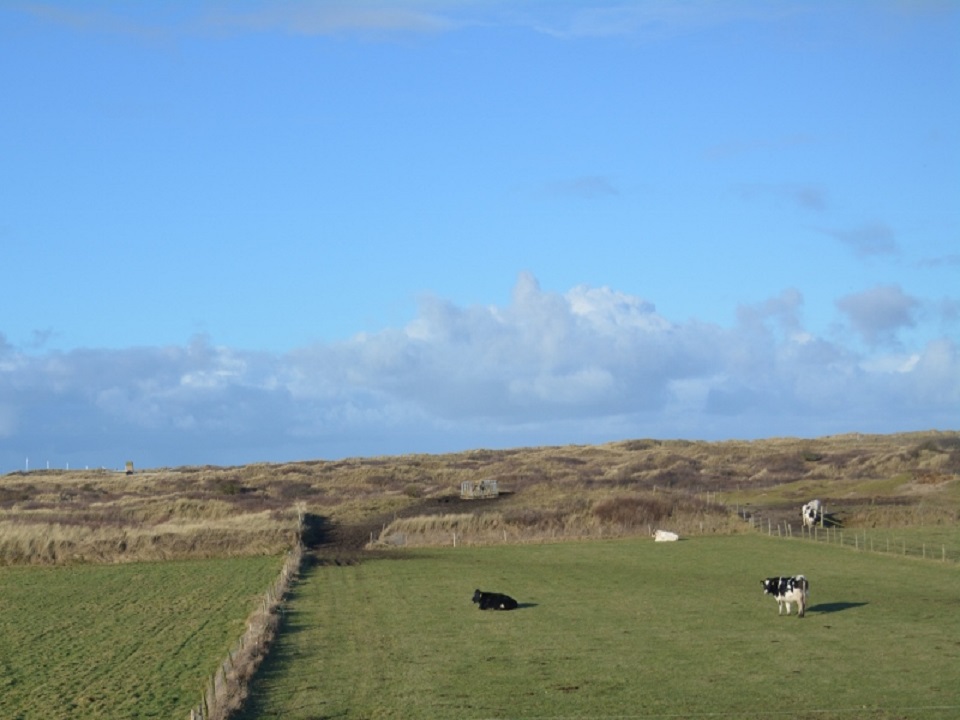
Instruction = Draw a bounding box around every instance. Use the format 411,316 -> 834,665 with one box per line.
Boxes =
473,589 -> 518,610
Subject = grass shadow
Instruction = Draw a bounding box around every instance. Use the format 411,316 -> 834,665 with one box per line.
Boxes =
808,601 -> 868,614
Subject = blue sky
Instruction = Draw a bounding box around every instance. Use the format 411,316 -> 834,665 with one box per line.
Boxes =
1,1 -> 958,470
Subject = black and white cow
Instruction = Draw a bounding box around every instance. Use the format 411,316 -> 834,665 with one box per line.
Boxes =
761,575 -> 809,618
472,589 -> 518,610
801,499 -> 824,528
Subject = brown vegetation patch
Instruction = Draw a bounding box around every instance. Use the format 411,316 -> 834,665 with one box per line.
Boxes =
1,430 -> 958,564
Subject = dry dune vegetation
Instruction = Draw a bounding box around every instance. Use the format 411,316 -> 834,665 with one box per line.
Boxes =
1,430 -> 958,565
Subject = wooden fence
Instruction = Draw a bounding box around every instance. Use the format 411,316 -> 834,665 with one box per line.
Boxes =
189,508 -> 306,720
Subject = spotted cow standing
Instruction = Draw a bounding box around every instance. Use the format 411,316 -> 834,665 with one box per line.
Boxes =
761,575 -> 809,618
801,500 -> 824,528
472,589 -> 518,610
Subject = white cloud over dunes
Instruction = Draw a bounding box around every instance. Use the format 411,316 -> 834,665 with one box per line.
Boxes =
836,284 -> 919,346
2,273 -> 957,470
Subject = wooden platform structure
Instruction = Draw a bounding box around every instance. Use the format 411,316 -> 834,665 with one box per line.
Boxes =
460,478 -> 499,500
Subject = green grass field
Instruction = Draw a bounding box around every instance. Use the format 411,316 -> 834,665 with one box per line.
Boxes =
0,555 -> 281,719
240,536 -> 960,719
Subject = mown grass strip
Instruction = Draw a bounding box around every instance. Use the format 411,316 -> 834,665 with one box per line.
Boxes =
240,535 -> 960,720
0,555 -> 281,719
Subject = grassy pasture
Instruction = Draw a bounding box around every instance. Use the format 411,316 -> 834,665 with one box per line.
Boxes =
241,535 -> 960,720
0,555 -> 281,719
791,523 -> 960,563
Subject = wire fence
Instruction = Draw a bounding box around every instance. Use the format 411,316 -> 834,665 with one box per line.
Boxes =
738,507 -> 960,564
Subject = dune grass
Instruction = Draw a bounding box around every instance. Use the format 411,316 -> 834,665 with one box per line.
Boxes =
239,535 -> 960,719
3,431 -> 957,565
0,555 -> 282,719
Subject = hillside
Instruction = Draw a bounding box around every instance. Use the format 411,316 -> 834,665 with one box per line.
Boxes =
1,430 -> 958,565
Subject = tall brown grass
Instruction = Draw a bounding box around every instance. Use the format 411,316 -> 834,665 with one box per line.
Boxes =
2,430 -> 958,565
373,490 -> 746,548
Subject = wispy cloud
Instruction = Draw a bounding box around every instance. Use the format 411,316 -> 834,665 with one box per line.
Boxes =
13,1 -> 461,39
198,3 -> 459,37
919,253 -> 960,268
16,2 -> 171,41
527,3 -> 709,39
523,1 -> 810,41
735,182 -> 828,211
9,1 -> 828,42
705,133 -> 818,161
820,222 -> 900,259
2,274 -> 956,469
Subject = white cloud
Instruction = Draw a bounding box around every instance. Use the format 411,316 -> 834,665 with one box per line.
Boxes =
835,284 -> 919,346
1,274 -> 956,469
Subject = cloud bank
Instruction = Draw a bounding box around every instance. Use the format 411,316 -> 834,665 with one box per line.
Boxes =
2,273 -> 957,470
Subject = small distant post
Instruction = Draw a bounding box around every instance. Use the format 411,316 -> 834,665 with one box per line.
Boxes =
125,461 -> 134,475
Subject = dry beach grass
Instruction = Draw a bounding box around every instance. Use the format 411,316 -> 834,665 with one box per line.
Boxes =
2,430 -> 958,565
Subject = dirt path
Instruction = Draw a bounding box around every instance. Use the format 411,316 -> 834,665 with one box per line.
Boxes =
303,493 -> 507,564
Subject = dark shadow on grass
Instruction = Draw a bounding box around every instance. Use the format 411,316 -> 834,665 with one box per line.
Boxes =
515,602 -> 539,610
808,601 -> 868,614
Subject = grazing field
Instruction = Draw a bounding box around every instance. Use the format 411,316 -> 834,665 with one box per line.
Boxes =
0,555 -> 281,720
240,535 -> 960,720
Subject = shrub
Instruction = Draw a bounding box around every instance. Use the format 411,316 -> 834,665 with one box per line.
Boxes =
592,495 -> 672,526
